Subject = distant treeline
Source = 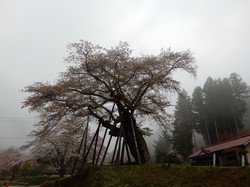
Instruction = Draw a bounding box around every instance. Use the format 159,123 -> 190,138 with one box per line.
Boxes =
171,73 -> 250,159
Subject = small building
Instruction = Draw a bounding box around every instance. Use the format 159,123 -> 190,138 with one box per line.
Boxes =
188,134 -> 250,166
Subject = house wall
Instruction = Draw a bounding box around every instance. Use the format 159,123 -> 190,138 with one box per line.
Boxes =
245,143 -> 250,165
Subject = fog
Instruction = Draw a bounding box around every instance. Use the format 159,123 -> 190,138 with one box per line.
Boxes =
1,0 -> 250,149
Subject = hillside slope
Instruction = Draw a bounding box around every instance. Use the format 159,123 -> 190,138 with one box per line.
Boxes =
41,164 -> 250,187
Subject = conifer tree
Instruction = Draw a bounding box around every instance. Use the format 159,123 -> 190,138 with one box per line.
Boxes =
172,90 -> 194,159
192,73 -> 250,145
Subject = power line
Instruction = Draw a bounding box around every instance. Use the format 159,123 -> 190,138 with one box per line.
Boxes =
0,137 -> 28,138
0,117 -> 37,124
0,117 -> 36,121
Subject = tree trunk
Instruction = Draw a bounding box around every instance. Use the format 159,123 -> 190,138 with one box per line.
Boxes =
120,109 -> 151,164
58,167 -> 65,178
89,106 -> 151,164
214,120 -> 219,143
205,120 -> 211,145
58,159 -> 65,177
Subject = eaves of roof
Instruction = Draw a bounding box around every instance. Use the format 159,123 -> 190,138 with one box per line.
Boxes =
188,134 -> 250,159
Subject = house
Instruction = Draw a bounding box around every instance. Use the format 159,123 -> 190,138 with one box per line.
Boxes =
188,134 -> 250,166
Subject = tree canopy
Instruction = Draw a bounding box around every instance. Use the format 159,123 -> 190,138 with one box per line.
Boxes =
171,73 -> 250,159
0,147 -> 29,180
23,41 -> 197,164
192,73 -> 250,145
22,118 -> 90,177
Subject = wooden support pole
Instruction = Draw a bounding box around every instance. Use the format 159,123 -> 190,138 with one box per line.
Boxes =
95,128 -> 108,166
130,114 -> 141,165
81,117 -> 89,167
99,102 -> 116,166
71,122 -> 87,175
92,122 -> 101,165
125,142 -> 131,164
84,122 -> 101,165
111,136 -> 119,165
100,134 -> 112,166
115,134 -> 122,164
120,138 -> 125,164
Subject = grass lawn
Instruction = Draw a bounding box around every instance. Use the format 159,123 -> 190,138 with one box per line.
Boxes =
5,164 -> 250,187
40,164 -> 250,187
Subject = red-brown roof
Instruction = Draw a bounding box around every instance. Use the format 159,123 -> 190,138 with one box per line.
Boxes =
188,134 -> 250,159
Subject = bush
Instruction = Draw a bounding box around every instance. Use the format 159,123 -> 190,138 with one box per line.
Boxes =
164,153 -> 182,164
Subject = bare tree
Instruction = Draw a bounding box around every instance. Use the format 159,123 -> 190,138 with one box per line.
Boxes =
23,41 -> 196,164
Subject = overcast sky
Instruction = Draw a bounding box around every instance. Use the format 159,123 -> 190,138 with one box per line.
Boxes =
1,0 -> 250,149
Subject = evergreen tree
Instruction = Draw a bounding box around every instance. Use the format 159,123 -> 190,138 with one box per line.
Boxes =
172,90 -> 194,160
154,128 -> 171,163
229,73 -> 250,130
192,73 -> 250,145
192,86 -> 209,144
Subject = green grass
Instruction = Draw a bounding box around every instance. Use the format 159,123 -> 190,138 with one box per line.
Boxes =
39,164 -> 250,187
86,164 -> 250,187
10,164 -> 250,187
0,175 -> 58,186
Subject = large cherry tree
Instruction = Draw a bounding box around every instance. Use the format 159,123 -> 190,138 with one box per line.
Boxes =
23,41 -> 196,164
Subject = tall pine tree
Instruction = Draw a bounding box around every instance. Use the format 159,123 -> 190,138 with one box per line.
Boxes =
192,73 -> 250,145
172,90 -> 194,160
